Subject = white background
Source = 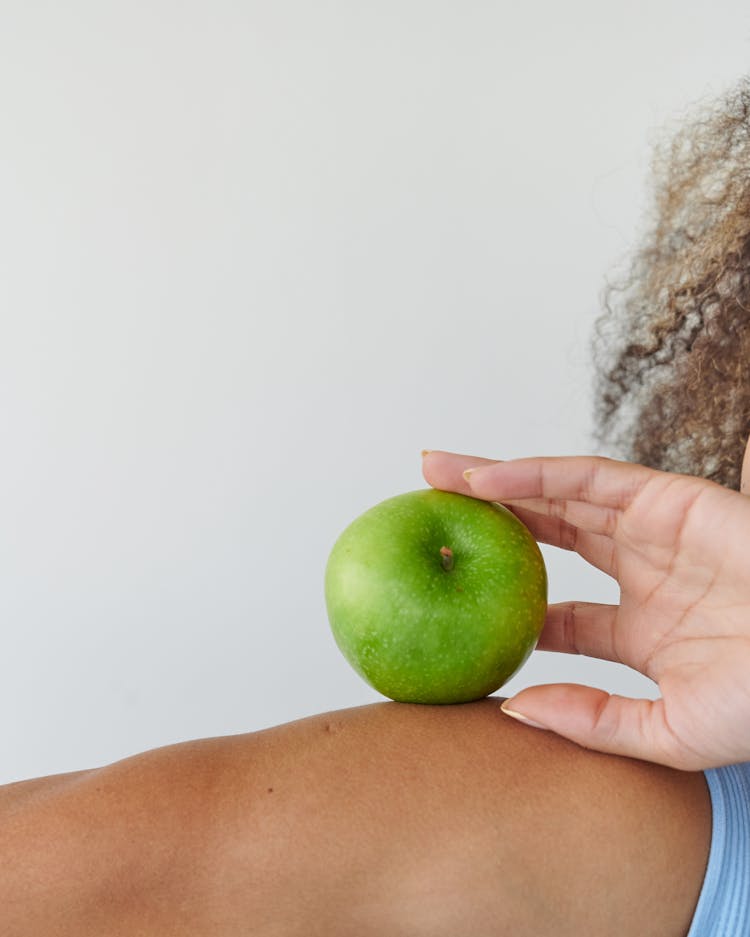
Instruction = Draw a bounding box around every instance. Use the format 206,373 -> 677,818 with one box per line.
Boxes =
2,1 -> 749,783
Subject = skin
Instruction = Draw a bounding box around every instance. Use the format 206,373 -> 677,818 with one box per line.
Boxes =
0,701 -> 709,936
423,438 -> 750,770
7,439 -> 750,933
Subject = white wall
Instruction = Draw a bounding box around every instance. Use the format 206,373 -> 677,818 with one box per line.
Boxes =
2,1 -> 749,783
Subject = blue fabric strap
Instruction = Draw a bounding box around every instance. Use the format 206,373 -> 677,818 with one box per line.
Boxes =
687,762 -> 750,936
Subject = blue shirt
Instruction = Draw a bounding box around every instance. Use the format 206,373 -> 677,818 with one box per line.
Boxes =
687,762 -> 750,936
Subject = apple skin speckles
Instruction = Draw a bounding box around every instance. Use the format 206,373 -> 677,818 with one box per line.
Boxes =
324,489 -> 547,704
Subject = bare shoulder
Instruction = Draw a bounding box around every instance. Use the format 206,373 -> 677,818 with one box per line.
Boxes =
230,700 -> 709,936
0,700 -> 710,937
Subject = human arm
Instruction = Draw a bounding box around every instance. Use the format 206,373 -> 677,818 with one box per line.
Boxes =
0,700 -> 709,936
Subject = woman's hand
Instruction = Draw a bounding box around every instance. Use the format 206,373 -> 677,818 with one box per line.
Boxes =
422,450 -> 750,770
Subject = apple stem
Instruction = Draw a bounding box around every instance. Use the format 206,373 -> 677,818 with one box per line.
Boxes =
440,546 -> 454,572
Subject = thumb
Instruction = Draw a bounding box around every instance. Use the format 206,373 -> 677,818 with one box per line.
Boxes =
500,684 -> 690,770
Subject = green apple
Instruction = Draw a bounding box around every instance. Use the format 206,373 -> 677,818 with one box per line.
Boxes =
324,488 -> 547,704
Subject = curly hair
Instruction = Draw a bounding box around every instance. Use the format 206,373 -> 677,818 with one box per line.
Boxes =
593,78 -> 750,490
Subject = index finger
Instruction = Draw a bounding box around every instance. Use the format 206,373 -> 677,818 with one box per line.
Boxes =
464,456 -> 652,510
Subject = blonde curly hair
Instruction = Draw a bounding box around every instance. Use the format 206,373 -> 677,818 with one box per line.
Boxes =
593,78 -> 750,490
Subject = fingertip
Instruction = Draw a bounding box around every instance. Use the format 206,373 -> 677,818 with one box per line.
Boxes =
421,452 -> 497,496
462,465 -> 487,483
500,699 -> 549,731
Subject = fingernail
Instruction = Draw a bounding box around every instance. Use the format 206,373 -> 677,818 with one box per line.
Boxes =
500,700 -> 548,730
421,449 -> 432,457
